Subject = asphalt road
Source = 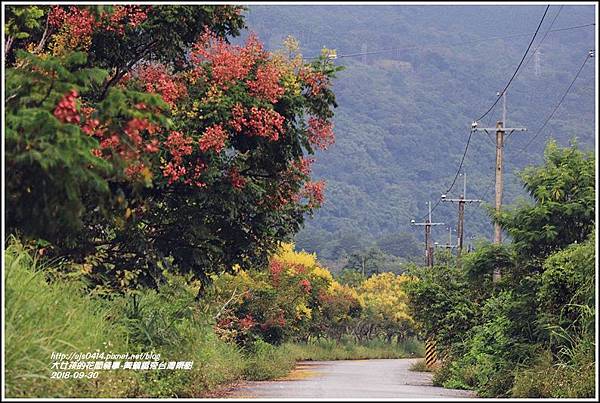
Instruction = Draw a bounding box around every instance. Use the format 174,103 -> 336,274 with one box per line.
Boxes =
226,358 -> 477,399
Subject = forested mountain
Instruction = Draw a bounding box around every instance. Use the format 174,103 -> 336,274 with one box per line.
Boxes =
242,5 -> 596,267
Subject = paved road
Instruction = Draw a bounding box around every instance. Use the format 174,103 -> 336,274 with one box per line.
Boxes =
225,358 -> 476,399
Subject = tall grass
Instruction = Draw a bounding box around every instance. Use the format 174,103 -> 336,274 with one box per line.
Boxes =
283,336 -> 424,361
409,359 -> 432,372
4,240 -> 246,398
242,340 -> 296,380
4,240 -> 134,397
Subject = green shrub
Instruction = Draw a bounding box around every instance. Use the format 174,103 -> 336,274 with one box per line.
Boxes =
442,290 -> 540,397
538,236 -> 595,339
111,272 -> 246,396
243,339 -> 295,381
404,264 -> 480,355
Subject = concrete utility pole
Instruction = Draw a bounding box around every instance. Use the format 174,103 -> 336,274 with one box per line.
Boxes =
472,91 -> 526,281
411,201 -> 445,267
441,173 -> 481,267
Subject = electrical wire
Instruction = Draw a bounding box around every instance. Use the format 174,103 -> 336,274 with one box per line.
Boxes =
474,5 -> 550,123
416,129 -> 474,221
519,50 -> 593,153
414,5 -> 551,223
306,22 -> 594,60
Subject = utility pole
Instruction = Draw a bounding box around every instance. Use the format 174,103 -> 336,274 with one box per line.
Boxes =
472,91 -> 527,281
441,173 -> 481,267
434,227 -> 457,250
411,201 -> 445,267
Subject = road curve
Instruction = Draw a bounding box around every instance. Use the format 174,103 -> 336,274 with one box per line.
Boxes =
225,358 -> 476,399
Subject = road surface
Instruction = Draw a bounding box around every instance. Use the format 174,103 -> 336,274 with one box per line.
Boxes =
225,358 -> 476,399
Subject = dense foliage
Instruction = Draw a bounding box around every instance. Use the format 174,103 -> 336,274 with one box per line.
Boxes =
206,243 -> 416,346
405,142 -> 595,397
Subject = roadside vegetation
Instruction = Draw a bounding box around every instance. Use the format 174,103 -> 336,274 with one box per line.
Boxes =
5,239 -> 420,397
405,142 -> 596,398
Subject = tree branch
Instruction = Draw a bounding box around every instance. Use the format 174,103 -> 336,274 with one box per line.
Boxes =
35,13 -> 51,53
213,286 -> 239,320
5,36 -> 15,58
98,39 -> 160,100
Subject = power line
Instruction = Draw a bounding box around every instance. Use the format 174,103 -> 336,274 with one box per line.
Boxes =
520,50 -> 594,153
306,22 -> 594,61
474,5 -> 550,123
417,129 -> 474,221
417,6 -> 551,222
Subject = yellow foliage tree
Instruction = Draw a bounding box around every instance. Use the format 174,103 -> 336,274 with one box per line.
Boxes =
357,272 -> 415,342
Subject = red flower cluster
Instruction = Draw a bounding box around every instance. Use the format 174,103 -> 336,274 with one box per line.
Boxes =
190,31 -> 266,90
307,117 -> 335,150
239,314 -> 256,331
165,131 -> 193,162
299,279 -> 312,294
163,131 -> 194,184
144,139 -> 160,153
291,157 -> 314,177
247,63 -> 285,103
134,63 -> 187,107
199,124 -> 228,153
48,6 -> 97,37
163,163 -> 186,185
269,259 -> 284,286
104,5 -> 149,34
50,5 -> 150,37
124,118 -> 158,146
302,180 -> 325,209
183,160 -> 207,188
230,105 -> 285,141
79,106 -> 103,137
229,167 -> 247,190
230,103 -> 247,132
53,90 -> 80,124
300,69 -> 328,96
88,116 -> 161,181
98,134 -> 120,152
247,107 -> 285,141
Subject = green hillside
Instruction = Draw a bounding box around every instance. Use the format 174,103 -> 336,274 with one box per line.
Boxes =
243,5 -> 596,267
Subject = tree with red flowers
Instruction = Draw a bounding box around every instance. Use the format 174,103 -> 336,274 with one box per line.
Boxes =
5,5 -> 341,292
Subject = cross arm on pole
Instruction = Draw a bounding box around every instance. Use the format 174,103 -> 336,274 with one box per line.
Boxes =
472,127 -> 527,134
441,198 -> 482,203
